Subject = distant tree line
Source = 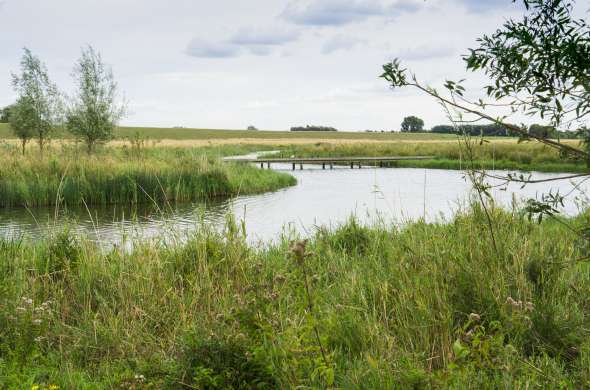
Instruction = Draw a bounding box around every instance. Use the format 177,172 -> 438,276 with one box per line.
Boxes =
290,125 -> 338,132
431,123 -> 580,139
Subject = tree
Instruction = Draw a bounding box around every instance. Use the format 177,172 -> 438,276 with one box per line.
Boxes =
8,98 -> 36,155
400,116 -> 424,132
11,48 -> 61,155
529,124 -> 556,139
380,0 -> 590,246
66,46 -> 125,154
0,104 -> 15,123
464,0 -> 590,130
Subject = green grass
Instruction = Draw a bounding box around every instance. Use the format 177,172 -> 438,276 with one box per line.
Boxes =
1,207 -> 589,388
274,141 -> 590,173
0,123 -> 458,141
0,144 -> 296,208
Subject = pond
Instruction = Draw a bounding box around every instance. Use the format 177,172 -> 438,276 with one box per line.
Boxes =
0,163 -> 587,248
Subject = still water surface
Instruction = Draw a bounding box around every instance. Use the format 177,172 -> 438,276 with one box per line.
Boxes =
0,164 -> 588,247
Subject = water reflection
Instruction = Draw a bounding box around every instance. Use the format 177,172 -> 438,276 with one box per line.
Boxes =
1,165 -> 588,247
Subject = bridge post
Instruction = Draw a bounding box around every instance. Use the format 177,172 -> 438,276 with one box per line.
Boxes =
260,162 -> 264,169
267,162 -> 270,169
330,163 -> 333,169
299,163 -> 303,170
350,162 -> 354,169
322,163 -> 325,169
358,162 -> 361,169
292,163 -> 296,170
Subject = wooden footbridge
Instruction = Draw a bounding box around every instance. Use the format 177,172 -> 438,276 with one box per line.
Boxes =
224,156 -> 434,170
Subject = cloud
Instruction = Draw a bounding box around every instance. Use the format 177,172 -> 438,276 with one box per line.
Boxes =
457,0 -> 521,13
230,27 -> 299,46
187,26 -> 300,58
396,45 -> 456,61
282,0 -> 422,26
322,35 -> 366,54
185,39 -> 242,58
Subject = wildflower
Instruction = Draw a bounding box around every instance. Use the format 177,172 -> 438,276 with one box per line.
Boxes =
524,301 -> 535,312
274,274 -> 286,284
289,239 -> 310,263
506,296 -> 522,310
48,386 -> 59,390
269,292 -> 279,301
32,319 -> 42,325
469,313 -> 481,322
31,386 -> 40,390
134,374 -> 145,382
22,297 -> 33,306
34,336 -> 44,343
16,307 -> 26,313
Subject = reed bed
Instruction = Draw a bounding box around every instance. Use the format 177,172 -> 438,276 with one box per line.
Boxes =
0,145 -> 296,208
0,207 -> 589,388
276,140 -> 590,173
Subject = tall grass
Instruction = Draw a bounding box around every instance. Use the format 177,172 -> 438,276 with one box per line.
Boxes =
0,145 -> 296,208
276,141 -> 590,173
1,207 -> 589,388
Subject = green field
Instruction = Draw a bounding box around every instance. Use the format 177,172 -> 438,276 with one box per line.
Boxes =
0,122 -> 458,141
1,208 -> 589,388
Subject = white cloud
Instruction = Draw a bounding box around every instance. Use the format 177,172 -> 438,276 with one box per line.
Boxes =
185,39 -> 242,58
321,35 -> 366,54
0,0 -> 540,129
396,45 -> 456,61
187,25 -> 300,58
282,0 -> 422,26
230,27 -> 299,46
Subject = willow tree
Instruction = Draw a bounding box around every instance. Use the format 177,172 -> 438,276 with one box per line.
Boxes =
381,0 -> 590,224
8,97 -> 36,155
11,48 -> 61,155
66,46 -> 125,154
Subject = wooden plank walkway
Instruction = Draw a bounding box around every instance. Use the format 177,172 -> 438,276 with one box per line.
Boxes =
224,156 -> 434,170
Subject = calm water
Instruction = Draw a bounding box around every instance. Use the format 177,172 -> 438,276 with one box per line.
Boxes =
0,164 -> 588,248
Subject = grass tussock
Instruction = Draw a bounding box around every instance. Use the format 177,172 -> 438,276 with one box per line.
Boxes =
0,145 -> 296,208
1,208 -> 589,388
276,141 -> 590,173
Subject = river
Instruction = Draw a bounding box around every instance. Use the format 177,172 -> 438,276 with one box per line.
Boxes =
0,163 -> 587,248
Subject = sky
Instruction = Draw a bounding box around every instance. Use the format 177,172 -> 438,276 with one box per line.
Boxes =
0,0 -> 586,131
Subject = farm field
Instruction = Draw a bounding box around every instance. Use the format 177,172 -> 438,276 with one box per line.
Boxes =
0,123 -> 461,142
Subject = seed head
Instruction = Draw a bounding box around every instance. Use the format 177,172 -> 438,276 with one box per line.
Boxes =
469,313 -> 481,322
289,239 -> 309,263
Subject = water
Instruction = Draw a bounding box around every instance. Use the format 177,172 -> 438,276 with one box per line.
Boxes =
1,163 -> 588,248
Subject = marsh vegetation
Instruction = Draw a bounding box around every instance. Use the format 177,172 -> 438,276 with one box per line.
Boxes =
1,209 -> 589,388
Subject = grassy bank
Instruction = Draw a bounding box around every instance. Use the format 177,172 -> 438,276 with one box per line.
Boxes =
0,145 -> 295,208
0,208 -> 589,388
275,141 -> 590,173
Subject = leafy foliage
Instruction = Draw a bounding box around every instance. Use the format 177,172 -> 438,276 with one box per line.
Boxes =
66,46 -> 125,153
464,0 -> 590,129
401,115 -> 425,132
10,48 -> 61,154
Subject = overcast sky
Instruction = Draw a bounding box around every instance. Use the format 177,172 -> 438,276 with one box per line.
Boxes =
0,0 -> 586,131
